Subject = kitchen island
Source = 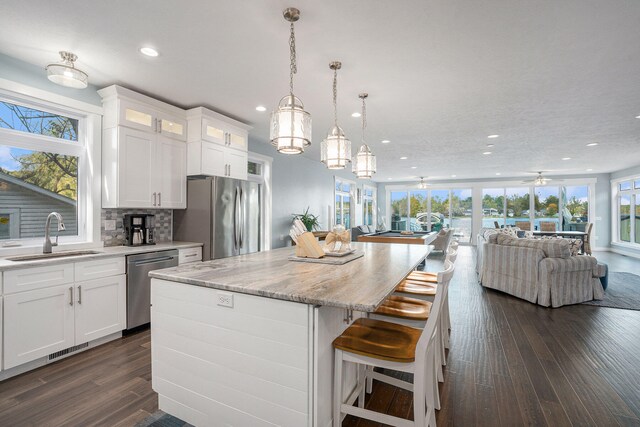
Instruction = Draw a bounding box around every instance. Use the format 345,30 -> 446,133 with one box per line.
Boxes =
149,242 -> 431,427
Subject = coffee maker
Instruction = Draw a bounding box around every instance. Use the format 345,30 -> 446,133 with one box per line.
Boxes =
124,214 -> 156,246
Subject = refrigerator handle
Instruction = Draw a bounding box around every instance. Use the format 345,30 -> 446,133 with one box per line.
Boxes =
234,186 -> 240,250
240,188 -> 246,248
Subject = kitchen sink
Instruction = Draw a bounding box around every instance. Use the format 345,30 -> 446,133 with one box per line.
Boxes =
6,250 -> 103,262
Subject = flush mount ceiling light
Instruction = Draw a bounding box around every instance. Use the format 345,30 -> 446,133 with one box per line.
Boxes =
321,61 -> 351,169
352,93 -> 377,179
139,47 -> 159,57
270,7 -> 311,154
45,51 -> 88,89
419,177 -> 428,189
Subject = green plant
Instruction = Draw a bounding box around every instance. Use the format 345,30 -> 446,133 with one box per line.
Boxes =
292,207 -> 320,232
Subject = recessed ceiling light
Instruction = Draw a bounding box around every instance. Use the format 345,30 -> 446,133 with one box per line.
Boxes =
451,174 -> 456,177
255,105 -> 266,112
483,151 -> 492,155
400,156 -> 408,160
381,140 -> 390,144
487,144 -> 495,148
139,47 -> 159,57
411,166 -> 417,169
387,178 -> 392,180
495,172 -> 501,175
352,112 -> 361,118
586,142 -> 598,146
586,168 -> 593,171
562,157 -> 571,160
488,134 -> 499,139
636,115 -> 640,119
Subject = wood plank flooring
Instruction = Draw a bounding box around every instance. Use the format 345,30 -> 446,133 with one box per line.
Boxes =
0,247 -> 639,426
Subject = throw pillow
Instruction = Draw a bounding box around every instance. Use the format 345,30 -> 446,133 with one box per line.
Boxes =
566,238 -> 583,256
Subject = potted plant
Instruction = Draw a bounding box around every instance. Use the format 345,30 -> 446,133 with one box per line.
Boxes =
292,207 -> 320,232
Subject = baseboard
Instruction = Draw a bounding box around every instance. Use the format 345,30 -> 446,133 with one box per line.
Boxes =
610,247 -> 640,260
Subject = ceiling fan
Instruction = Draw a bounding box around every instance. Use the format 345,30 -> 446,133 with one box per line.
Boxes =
522,171 -> 563,185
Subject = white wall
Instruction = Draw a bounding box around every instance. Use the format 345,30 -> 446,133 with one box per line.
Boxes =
249,138 -> 376,249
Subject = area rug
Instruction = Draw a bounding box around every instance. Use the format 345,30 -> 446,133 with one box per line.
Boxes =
135,411 -> 192,427
582,272 -> 640,311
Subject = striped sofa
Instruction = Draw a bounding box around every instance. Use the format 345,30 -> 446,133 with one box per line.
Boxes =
477,228 -> 605,307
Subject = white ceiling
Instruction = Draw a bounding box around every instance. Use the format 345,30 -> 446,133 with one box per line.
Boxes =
1,0 -> 639,182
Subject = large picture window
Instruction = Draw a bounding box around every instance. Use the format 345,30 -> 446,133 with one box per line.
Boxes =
389,188 -> 473,243
0,98 -> 85,243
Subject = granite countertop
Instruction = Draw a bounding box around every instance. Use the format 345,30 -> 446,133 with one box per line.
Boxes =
149,242 -> 431,312
0,241 -> 203,271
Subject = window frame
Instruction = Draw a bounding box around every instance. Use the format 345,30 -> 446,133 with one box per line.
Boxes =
334,176 -> 355,229
362,184 -> 377,228
612,175 -> 640,248
0,82 -> 101,252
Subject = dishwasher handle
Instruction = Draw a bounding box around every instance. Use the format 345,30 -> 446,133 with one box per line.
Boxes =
131,256 -> 177,266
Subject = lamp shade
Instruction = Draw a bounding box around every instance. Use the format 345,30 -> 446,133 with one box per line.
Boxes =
352,144 -> 377,178
46,51 -> 88,89
270,95 -> 312,154
321,125 -> 351,169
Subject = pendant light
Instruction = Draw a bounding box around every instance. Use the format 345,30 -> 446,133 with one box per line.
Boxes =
321,61 -> 351,169
46,51 -> 88,89
352,93 -> 377,178
270,7 -> 312,154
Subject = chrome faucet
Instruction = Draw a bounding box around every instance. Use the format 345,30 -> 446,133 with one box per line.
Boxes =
43,212 -> 65,253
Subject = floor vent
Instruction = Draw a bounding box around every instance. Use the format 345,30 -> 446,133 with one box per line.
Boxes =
48,342 -> 89,361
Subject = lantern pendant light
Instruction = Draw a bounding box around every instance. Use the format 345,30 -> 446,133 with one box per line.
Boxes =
352,93 -> 377,178
46,51 -> 88,89
270,7 -> 312,154
321,61 -> 351,169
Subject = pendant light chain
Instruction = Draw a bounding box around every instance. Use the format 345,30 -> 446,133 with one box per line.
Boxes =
361,96 -> 367,143
332,67 -> 338,126
289,22 -> 297,95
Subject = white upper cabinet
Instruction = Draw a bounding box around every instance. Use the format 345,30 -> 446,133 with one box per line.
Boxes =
99,85 -> 187,209
186,107 -> 251,180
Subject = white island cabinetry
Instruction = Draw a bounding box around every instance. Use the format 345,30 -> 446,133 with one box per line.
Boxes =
149,242 -> 431,426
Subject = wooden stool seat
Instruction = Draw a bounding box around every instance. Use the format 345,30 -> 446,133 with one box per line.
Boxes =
333,318 -> 421,363
374,295 -> 432,321
407,271 -> 438,283
396,280 -> 438,296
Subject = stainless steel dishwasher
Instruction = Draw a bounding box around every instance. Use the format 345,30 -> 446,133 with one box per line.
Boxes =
126,250 -> 179,329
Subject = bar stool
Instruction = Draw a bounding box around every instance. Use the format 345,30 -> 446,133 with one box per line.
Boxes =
332,262 -> 454,427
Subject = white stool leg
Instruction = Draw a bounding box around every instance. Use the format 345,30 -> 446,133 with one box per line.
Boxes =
366,365 -> 373,393
333,350 -> 343,427
413,364 -> 427,427
357,364 -> 366,408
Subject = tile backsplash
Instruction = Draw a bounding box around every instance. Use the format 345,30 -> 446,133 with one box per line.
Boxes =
101,209 -> 172,247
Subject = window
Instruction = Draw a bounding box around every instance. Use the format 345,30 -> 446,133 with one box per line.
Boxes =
562,186 -> 589,231
0,98 -> 85,243
335,178 -> 354,229
483,188 -> 504,228
389,187 -> 473,242
362,186 -> 376,227
614,178 -> 639,246
534,186 -> 560,231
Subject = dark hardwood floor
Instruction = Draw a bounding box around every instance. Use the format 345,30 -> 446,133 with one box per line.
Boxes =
1,247 -> 639,426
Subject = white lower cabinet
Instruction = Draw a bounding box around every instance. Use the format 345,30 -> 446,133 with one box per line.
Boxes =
75,275 -> 126,344
4,285 -> 75,369
2,257 -> 127,372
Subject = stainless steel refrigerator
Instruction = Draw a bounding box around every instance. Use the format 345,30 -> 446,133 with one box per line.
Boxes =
173,177 -> 260,260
